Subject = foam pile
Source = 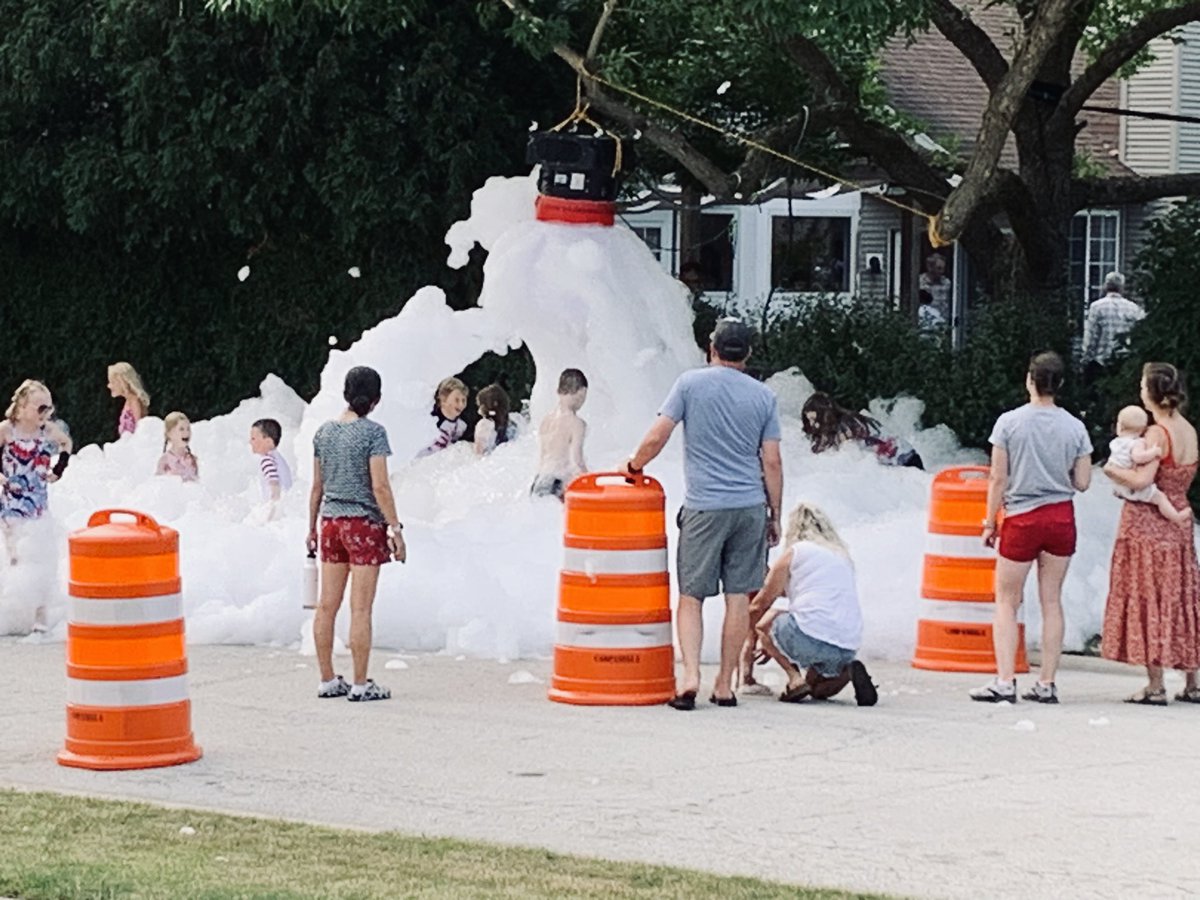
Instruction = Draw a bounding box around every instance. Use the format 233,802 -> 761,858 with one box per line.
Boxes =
0,173 -> 1162,661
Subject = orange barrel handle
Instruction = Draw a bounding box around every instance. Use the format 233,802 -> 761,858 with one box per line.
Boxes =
86,509 -> 163,529
565,472 -> 663,494
551,472 -> 674,706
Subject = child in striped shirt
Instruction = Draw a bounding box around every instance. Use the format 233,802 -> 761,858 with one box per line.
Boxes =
250,418 -> 293,505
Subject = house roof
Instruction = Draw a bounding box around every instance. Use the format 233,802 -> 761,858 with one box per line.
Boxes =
880,1 -> 1128,176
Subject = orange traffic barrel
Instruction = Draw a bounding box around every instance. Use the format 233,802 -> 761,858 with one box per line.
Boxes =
911,467 -> 1030,673
58,509 -> 202,770
549,473 -> 674,705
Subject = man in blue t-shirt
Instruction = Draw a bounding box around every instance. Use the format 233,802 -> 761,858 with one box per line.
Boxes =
621,318 -> 784,710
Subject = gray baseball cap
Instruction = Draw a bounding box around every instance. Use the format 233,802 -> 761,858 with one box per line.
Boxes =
711,317 -> 754,360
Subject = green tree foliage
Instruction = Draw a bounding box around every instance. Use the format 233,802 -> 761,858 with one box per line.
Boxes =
1,0 -> 561,444
493,0 -> 1200,301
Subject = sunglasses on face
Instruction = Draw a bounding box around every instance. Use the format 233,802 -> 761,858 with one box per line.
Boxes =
36,404 -> 54,416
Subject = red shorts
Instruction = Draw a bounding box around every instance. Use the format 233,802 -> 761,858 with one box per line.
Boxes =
998,501 -> 1076,562
320,516 -> 390,566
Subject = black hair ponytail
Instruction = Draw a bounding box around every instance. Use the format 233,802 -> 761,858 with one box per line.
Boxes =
344,366 -> 382,417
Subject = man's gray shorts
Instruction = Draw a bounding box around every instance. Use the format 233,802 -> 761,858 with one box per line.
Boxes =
676,504 -> 768,599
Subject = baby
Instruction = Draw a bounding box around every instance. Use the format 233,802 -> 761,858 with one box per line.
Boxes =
1108,405 -> 1191,524
530,369 -> 588,500
156,412 -> 199,482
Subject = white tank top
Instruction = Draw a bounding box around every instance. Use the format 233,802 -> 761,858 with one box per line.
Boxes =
786,541 -> 862,651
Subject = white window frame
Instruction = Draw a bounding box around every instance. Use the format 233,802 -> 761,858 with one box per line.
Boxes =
618,209 -> 676,275
1071,209 -> 1122,313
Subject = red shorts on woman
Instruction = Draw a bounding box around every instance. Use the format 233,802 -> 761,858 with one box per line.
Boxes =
998,500 -> 1076,562
320,516 -> 390,566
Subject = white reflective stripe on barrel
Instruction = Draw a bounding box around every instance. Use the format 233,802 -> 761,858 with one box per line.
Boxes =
562,547 -> 668,576
924,533 -> 995,560
67,675 -> 190,708
917,598 -> 1010,625
68,593 -> 184,626
556,622 -> 673,649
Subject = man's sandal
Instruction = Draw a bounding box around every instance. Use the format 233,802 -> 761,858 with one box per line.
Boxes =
1174,687 -> 1200,703
1124,687 -> 1168,706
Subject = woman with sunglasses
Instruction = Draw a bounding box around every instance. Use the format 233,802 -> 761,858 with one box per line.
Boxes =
0,380 -> 72,632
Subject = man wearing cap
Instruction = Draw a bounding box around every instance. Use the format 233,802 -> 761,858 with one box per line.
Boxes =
620,318 -> 783,710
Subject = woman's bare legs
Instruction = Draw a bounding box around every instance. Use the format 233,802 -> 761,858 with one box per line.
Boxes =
314,562 -> 350,682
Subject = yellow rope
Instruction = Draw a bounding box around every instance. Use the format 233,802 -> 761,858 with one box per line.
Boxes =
549,75 -> 624,177
583,69 -> 941,226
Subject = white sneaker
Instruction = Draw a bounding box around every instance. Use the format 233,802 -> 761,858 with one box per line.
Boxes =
969,678 -> 1017,703
317,675 -> 351,698
1022,681 -> 1059,704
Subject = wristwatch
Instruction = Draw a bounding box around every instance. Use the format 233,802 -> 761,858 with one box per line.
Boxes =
387,522 -> 404,535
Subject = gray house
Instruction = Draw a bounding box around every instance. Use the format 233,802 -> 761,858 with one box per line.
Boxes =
621,11 -> 1200,345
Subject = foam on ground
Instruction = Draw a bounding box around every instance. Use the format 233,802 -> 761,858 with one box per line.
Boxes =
0,173 -> 1184,662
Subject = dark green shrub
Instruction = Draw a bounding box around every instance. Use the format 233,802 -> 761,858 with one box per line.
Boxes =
756,294 -> 1080,450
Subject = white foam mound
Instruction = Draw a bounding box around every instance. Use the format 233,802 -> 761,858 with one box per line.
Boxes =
0,173 -> 1182,663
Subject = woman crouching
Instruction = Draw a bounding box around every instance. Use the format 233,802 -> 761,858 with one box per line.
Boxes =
748,504 -> 877,706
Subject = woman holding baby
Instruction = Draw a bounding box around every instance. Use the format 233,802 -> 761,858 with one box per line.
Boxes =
1102,362 -> 1200,705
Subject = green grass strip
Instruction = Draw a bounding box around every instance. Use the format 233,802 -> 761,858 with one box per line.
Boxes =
0,789 -> 888,899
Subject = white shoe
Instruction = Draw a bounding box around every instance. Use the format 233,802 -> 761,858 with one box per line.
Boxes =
969,678 -> 1016,703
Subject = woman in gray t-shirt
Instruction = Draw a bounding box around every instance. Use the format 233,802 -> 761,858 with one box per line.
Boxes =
306,366 -> 406,703
970,352 -> 1092,705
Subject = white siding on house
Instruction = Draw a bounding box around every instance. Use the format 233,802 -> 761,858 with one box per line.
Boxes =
1177,23 -> 1200,173
1122,37 -> 1179,175
856,198 -> 900,267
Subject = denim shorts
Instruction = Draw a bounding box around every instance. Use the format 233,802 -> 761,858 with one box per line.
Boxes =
771,614 -> 856,677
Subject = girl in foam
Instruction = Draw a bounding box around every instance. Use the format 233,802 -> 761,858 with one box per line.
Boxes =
155,412 -> 199,482
418,376 -> 468,457
108,361 -> 150,436
474,383 -> 517,455
801,391 -> 924,469
0,379 -> 72,633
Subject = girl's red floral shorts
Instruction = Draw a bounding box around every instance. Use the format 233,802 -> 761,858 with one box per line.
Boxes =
320,516 -> 390,566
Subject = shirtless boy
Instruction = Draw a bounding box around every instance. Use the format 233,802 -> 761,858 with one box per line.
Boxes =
531,369 -> 588,500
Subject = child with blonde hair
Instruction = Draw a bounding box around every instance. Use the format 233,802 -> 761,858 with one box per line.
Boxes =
1106,405 -> 1192,525
746,503 -> 877,706
1,379 -> 73,632
417,376 -> 468,457
107,362 -> 150,436
155,412 -> 198,482
474,383 -> 517,455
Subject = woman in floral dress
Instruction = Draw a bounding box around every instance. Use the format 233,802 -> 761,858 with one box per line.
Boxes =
1102,362 -> 1200,705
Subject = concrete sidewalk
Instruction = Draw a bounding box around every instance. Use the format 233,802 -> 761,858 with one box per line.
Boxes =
2,639 -> 1198,899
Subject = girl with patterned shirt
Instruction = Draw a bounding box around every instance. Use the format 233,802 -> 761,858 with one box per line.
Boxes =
0,380 -> 72,632
307,366 -> 406,702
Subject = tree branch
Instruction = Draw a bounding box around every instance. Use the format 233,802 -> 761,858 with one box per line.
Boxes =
926,0 -> 1008,90
497,0 -> 735,198
586,0 -> 619,63
1072,172 -> 1200,209
935,0 -> 1078,243
781,35 -> 950,210
1055,1 -> 1200,121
